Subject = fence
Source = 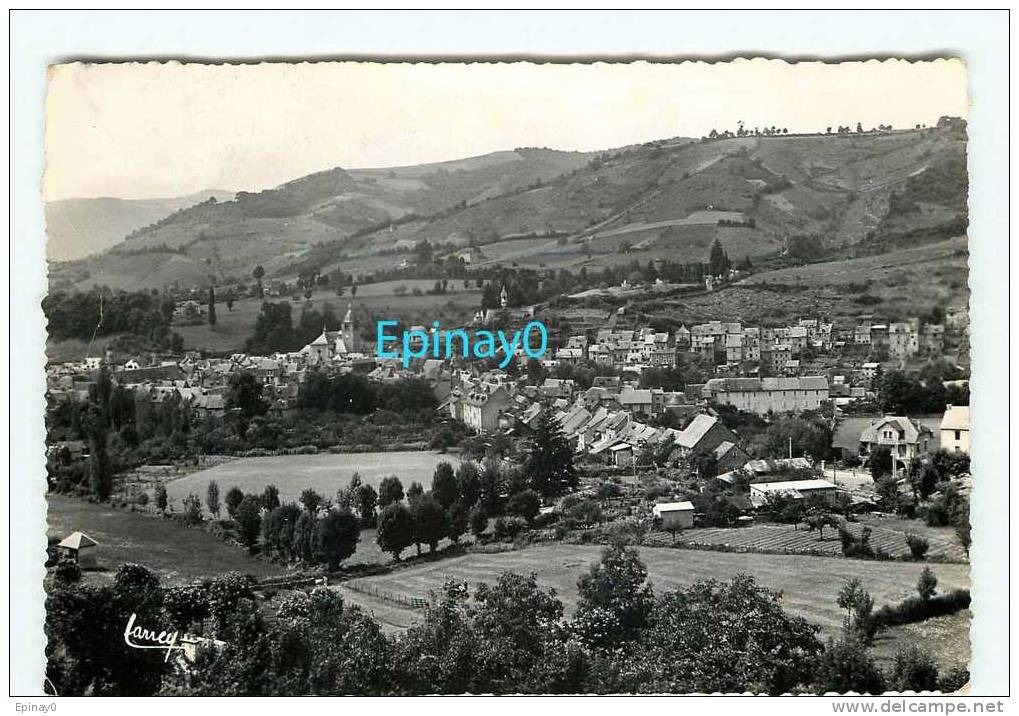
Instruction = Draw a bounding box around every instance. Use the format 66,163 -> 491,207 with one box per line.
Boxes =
344,580 -> 430,609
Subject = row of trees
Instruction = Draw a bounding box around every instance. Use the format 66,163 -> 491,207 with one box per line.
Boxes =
44,546 -> 967,695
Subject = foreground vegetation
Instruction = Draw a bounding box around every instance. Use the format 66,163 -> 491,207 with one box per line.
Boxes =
44,544 -> 969,695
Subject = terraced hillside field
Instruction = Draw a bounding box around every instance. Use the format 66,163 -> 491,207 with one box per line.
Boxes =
677,520 -> 968,562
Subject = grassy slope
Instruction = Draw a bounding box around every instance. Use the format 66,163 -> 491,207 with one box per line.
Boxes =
46,494 -> 285,586
343,543 -> 970,637
48,128 -> 965,293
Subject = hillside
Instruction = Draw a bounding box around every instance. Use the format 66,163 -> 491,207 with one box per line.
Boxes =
45,189 -> 235,262
47,148 -> 594,292
48,122 -> 967,292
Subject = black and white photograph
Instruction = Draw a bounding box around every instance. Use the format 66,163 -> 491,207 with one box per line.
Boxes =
8,9 -> 1012,702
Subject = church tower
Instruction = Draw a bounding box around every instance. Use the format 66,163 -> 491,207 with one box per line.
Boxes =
342,303 -> 356,352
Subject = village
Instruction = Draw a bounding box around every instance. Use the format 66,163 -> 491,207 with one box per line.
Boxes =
46,269 -> 971,530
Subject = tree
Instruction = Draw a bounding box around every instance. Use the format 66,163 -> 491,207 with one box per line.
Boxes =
224,486 -> 244,519
235,495 -> 263,550
905,534 -> 930,561
291,511 -> 317,563
708,237 -> 731,277
225,371 -> 268,418
805,513 -> 841,541
431,462 -> 459,508
837,578 -> 874,636
406,481 -> 425,505
469,502 -> 488,537
412,494 -> 449,554
814,633 -> 885,694
261,484 -> 281,511
299,488 -> 323,514
378,476 -> 405,507
181,493 -> 203,525
316,509 -> 361,570
506,489 -> 542,524
162,584 -> 210,633
524,410 -> 577,498
354,483 -> 379,526
252,265 -> 265,297
869,445 -> 893,481
889,645 -> 940,692
917,567 -> 938,602
376,503 -> 415,561
574,543 -> 654,645
261,504 -> 301,561
154,484 -> 168,512
205,480 -> 221,518
447,502 -> 469,544
87,419 -> 113,501
207,286 -> 217,328
456,462 -> 481,507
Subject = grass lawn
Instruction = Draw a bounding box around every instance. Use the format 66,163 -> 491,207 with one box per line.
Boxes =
46,494 -> 285,587
342,543 -> 970,638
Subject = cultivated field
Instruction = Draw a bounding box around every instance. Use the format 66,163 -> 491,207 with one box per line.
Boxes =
339,543 -> 970,636
163,450 -> 455,512
678,518 -> 969,562
635,236 -> 968,326
46,494 -> 285,586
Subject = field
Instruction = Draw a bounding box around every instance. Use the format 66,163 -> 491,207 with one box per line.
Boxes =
678,516 -> 969,562
869,609 -> 971,675
338,543 -> 970,637
162,451 -> 455,512
633,236 -> 968,326
46,494 -> 285,586
171,280 -> 482,353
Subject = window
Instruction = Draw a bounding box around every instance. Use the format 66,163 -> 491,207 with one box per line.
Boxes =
955,430 -> 961,441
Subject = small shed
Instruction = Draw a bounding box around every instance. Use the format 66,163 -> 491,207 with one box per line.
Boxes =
652,501 -> 695,530
57,531 -> 99,568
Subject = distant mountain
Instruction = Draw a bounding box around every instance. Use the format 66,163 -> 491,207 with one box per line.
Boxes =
46,190 -> 236,262
49,123 -> 968,292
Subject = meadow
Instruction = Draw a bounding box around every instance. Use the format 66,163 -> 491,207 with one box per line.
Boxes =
46,494 -> 285,586
162,450 -> 456,512
339,542 -> 971,637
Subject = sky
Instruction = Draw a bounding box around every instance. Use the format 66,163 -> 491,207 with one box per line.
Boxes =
44,58 -> 968,201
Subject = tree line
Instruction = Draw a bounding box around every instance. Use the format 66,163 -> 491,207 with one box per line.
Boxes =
44,545 -> 968,695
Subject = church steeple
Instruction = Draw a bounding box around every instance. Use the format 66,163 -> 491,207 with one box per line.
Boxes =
342,303 -> 356,352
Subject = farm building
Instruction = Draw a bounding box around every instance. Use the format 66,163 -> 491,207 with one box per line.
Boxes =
652,501 -> 695,530
749,479 -> 838,507
56,531 -> 99,567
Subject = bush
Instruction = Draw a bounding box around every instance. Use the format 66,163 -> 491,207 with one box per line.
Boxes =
870,589 -> 970,630
506,489 -> 542,524
905,534 -> 930,561
493,515 -> 528,541
53,559 -> 81,583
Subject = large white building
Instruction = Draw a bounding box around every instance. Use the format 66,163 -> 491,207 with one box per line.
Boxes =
702,376 -> 830,415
